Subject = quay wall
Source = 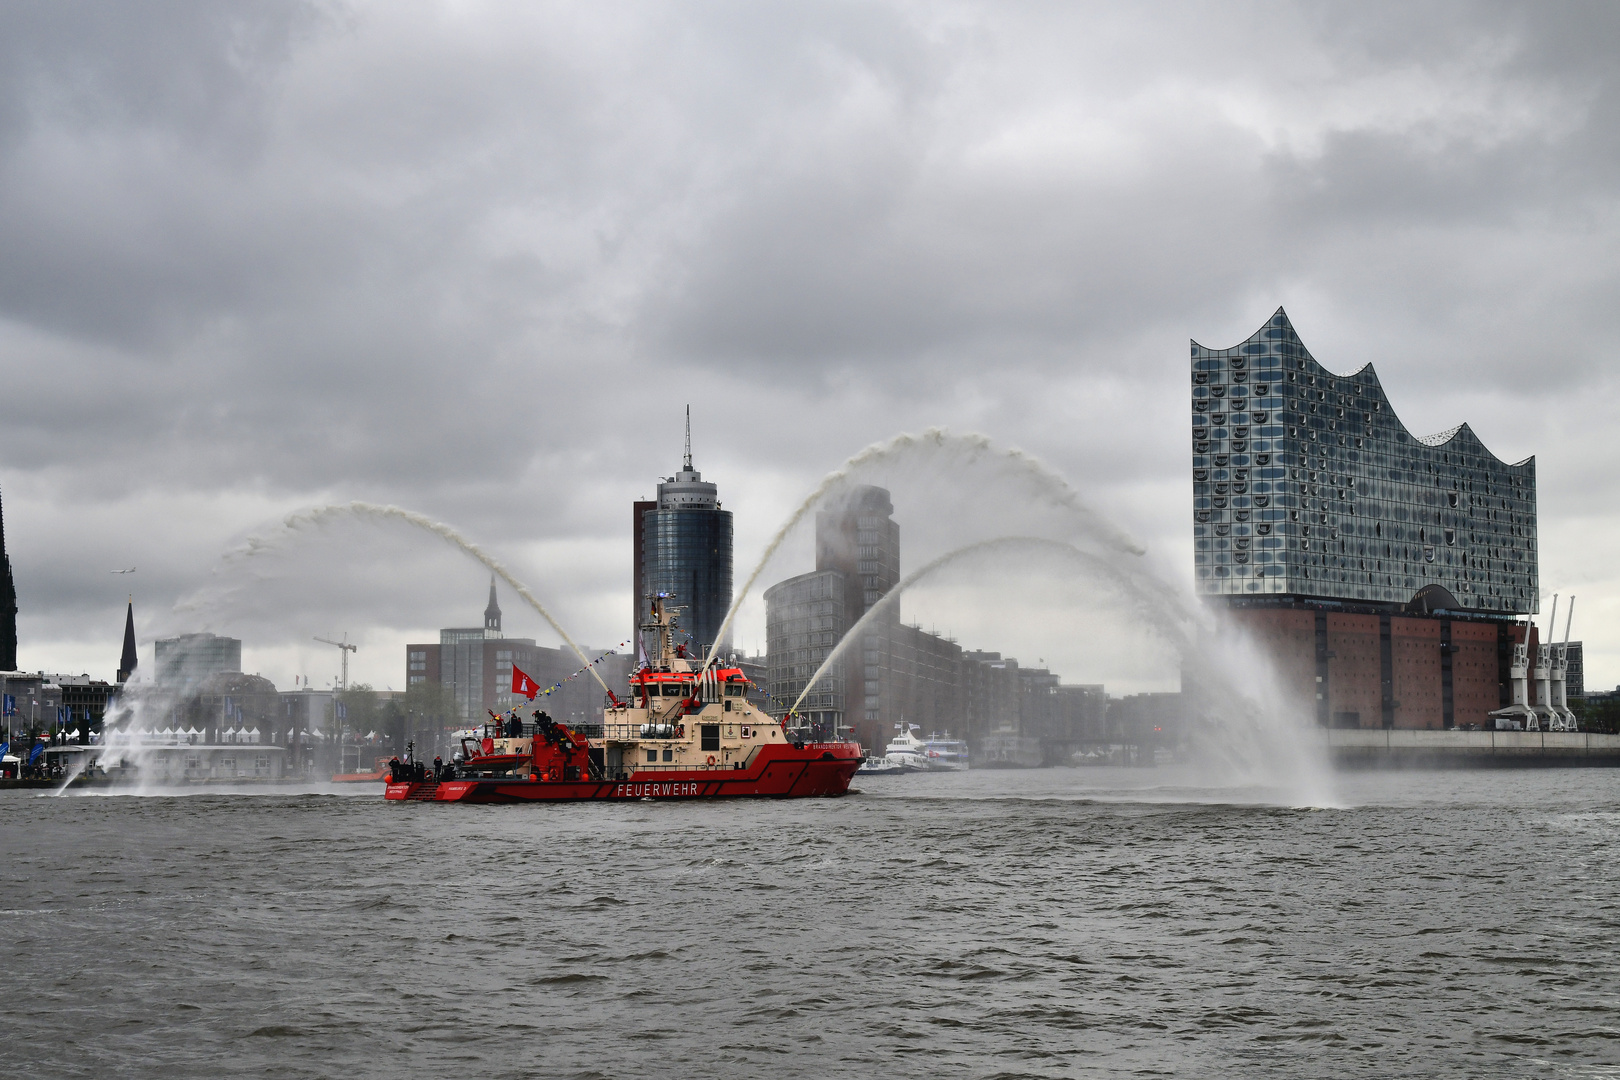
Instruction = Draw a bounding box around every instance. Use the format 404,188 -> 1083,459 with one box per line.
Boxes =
1325,728 -> 1620,768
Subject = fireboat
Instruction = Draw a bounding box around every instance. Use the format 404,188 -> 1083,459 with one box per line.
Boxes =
384,596 -> 863,803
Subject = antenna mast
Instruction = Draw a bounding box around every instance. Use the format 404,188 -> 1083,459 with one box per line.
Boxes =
683,404 -> 692,470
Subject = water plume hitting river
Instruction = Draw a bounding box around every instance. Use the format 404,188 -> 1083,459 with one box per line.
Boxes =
716,428 -> 1332,804
787,536 -> 1332,803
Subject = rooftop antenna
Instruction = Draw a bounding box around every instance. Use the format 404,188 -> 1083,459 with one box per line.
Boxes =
683,404 -> 693,471
314,633 -> 358,691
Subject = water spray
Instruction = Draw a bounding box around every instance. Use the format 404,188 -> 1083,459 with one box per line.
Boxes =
214,502 -> 614,699
701,428 -> 1148,680
49,753 -> 90,797
787,536 -> 1178,717
775,532 -> 1332,803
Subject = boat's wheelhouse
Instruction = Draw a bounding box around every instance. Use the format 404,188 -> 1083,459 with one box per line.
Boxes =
595,596 -> 791,781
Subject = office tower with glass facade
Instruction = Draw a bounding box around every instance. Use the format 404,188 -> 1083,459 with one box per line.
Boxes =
766,486 -> 1113,759
638,435 -> 733,661
153,632 -> 243,692
766,485 -> 902,742
1194,309 -> 1541,730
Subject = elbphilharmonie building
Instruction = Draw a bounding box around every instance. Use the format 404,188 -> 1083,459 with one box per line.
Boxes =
1193,308 -> 1537,611
1193,309 -> 1546,730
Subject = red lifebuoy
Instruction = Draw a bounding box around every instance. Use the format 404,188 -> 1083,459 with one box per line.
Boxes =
706,755 -> 716,766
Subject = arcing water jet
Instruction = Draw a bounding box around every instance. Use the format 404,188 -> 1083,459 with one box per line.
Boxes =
787,536 -> 1172,717
782,535 -> 1332,803
701,428 -> 1147,678
207,501 -> 614,699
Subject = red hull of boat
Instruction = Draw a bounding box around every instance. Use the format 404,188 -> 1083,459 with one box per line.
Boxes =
385,743 -> 861,803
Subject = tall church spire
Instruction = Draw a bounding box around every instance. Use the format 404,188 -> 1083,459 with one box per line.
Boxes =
118,596 -> 138,684
0,486 -> 16,671
484,576 -> 502,634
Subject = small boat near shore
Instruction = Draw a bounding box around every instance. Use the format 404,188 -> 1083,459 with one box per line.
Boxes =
855,755 -> 912,776
331,756 -> 391,783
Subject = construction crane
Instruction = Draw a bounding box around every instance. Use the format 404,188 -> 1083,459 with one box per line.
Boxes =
314,634 -> 358,691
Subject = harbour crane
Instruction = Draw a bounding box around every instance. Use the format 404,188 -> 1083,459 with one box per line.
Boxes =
314,634 -> 358,691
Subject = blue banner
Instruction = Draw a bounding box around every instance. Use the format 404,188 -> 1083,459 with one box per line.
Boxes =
2,694 -> 12,717
0,742 -> 9,758
28,743 -> 43,764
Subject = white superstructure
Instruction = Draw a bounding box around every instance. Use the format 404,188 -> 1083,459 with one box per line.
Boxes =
919,734 -> 969,771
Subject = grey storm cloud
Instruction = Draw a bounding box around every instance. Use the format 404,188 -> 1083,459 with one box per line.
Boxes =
0,0 -> 1616,690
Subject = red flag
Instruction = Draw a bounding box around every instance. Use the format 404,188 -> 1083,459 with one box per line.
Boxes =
511,663 -> 539,700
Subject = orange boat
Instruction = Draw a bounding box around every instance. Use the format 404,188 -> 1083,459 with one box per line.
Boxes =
385,596 -> 863,803
331,757 -> 392,783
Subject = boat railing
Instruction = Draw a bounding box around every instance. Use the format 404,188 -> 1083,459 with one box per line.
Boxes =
470,720 -> 604,740
594,721 -> 777,743
612,760 -> 754,776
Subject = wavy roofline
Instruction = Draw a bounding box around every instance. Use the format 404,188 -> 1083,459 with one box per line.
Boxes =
1193,307 -> 1534,473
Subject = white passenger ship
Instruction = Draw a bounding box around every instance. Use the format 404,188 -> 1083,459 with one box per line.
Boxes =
856,726 -> 969,774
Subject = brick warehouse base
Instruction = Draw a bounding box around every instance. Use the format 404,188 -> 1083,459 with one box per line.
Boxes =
1222,597 -> 1538,730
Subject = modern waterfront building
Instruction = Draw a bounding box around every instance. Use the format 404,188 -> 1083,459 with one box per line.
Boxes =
636,413 -> 733,661
0,671 -> 62,733
816,485 -> 901,622
961,650 -> 1040,766
407,580 -> 629,727
765,486 -> 902,742
1193,308 -> 1537,610
0,671 -> 114,743
153,632 -> 243,693
765,561 -> 854,733
1193,309 -> 1542,730
57,674 -> 113,737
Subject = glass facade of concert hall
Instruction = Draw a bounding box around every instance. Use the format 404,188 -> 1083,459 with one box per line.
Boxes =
1191,309 -> 1538,613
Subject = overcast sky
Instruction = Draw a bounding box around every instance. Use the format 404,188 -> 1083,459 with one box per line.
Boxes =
2,1 -> 1616,695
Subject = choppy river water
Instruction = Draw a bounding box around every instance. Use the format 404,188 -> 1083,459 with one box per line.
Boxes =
3,767 -> 1619,1078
